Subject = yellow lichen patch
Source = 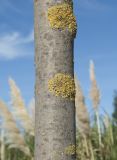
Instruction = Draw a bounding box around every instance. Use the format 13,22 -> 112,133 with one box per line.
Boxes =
48,3 -> 77,36
48,73 -> 75,100
64,145 -> 76,155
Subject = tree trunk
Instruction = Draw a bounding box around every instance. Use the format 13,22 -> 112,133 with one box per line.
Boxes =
34,0 -> 77,159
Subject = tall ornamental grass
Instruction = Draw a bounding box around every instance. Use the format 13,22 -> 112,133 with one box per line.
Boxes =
0,62 -> 117,160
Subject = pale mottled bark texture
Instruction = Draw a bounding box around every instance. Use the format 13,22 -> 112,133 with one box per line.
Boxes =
34,0 -> 76,159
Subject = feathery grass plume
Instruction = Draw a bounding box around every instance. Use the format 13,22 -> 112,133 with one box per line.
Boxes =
0,100 -> 31,156
89,60 -> 100,110
8,78 -> 34,136
89,60 -> 102,148
75,75 -> 90,137
0,101 -> 21,134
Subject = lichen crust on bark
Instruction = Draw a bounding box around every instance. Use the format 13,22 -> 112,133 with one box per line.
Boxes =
52,144 -> 76,159
48,73 -> 75,100
48,3 -> 77,37
64,144 -> 76,156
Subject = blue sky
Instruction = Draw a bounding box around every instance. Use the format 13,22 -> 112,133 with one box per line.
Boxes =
0,0 -> 117,115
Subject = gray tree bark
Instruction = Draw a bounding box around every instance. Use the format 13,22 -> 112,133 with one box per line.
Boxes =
34,0 -> 77,159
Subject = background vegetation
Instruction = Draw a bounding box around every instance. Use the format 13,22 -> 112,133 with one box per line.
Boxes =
0,60 -> 117,160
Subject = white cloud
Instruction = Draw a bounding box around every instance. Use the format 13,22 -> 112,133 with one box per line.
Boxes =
0,30 -> 34,60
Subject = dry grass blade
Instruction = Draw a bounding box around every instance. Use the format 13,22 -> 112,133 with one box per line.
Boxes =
103,115 -> 110,129
103,114 -> 114,145
9,78 -> 34,135
0,129 -> 5,160
28,98 -> 35,123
